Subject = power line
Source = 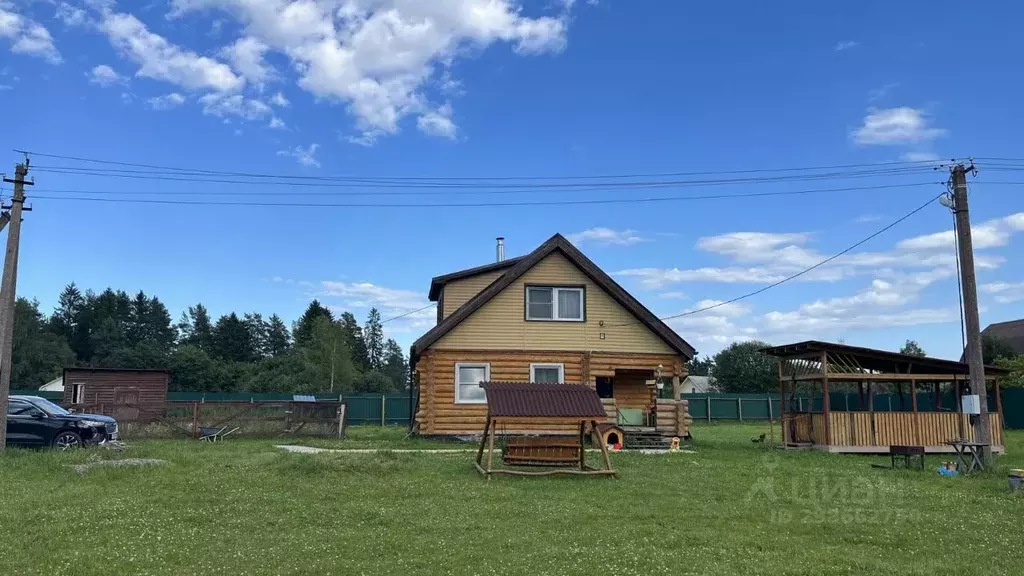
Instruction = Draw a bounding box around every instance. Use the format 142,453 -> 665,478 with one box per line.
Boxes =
28,181 -> 940,209
382,304 -> 436,324
17,148 -> 954,182
610,191 -> 946,326
25,165 -> 939,190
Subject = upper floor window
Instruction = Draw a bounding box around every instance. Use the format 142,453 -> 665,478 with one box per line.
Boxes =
526,286 -> 584,321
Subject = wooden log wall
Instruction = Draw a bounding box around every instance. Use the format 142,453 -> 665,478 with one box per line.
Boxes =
415,349 -> 685,436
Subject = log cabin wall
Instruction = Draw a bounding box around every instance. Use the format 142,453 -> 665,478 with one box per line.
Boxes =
415,349 -> 684,435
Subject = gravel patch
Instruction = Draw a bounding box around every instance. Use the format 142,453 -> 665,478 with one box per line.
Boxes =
69,458 -> 168,474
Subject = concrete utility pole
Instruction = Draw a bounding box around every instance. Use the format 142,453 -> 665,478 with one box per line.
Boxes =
0,160 -> 32,450
950,161 -> 992,466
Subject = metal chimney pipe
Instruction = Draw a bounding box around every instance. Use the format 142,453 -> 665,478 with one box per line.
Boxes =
496,237 -> 505,262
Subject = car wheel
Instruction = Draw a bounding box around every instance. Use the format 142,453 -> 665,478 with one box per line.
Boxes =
53,431 -> 83,451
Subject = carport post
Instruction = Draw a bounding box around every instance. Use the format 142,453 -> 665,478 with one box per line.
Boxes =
737,397 -> 743,421
381,394 -> 386,426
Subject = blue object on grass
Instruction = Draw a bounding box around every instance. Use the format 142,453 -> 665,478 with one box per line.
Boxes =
938,466 -> 959,476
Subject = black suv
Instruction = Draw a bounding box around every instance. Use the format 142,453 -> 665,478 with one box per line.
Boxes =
6,395 -> 119,449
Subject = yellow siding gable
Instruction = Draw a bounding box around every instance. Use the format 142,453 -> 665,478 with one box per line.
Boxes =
441,270 -> 503,320
432,252 -> 675,354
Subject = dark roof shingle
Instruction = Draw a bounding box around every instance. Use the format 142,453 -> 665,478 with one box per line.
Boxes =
481,381 -> 607,418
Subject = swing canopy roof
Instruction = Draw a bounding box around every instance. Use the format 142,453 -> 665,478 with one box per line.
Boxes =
481,382 -> 607,418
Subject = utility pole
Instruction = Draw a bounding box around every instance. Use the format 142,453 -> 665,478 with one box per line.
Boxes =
950,161 -> 992,466
0,160 -> 32,450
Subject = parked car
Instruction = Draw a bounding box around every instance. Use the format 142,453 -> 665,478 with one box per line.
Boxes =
5,395 -> 118,450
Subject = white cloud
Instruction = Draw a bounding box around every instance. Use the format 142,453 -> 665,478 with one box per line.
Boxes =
659,291 -> 687,300
853,107 -> 946,146
867,82 -> 898,102
55,2 -> 89,27
220,35 -> 275,86
618,212 -> 1024,291
277,143 -> 319,167
268,116 -> 285,129
199,92 -> 272,119
567,227 -> 647,247
101,11 -> 243,92
417,103 -> 457,139
170,0 -> 570,143
88,64 -> 126,86
901,151 -> 939,162
0,6 -> 61,63
834,40 -> 858,51
147,92 -> 186,110
855,214 -> 883,224
0,84 -> 10,91
321,281 -> 427,312
269,91 -> 289,107
981,281 -> 1024,304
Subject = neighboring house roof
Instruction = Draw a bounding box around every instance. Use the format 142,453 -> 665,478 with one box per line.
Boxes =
427,257 -> 525,301
481,381 -> 607,418
39,377 -> 64,392
412,233 -> 696,358
981,319 -> 1024,355
683,375 -> 715,393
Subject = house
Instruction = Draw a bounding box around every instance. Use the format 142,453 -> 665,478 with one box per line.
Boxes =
681,375 -> 716,394
38,376 -> 64,393
981,319 -> 1024,355
410,234 -> 696,438
62,367 -> 170,423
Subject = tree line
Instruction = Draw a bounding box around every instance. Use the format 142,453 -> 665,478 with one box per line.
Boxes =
10,283 -> 409,394
688,338 -> 1024,393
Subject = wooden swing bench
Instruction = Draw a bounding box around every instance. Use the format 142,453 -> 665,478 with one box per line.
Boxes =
502,437 -> 582,467
474,381 -> 616,479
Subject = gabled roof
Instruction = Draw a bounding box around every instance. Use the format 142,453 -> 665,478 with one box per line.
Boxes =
427,257 -> 524,301
482,381 -> 607,418
412,233 -> 696,358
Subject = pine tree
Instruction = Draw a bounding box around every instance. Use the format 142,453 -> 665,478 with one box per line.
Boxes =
243,312 -> 269,357
338,311 -> 369,372
293,299 -> 333,348
211,312 -> 256,363
178,303 -> 214,352
364,308 -> 385,371
382,338 -> 409,390
265,314 -> 291,356
48,282 -> 84,345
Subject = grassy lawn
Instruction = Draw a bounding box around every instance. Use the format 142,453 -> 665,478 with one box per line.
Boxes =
2,424 -> 1022,575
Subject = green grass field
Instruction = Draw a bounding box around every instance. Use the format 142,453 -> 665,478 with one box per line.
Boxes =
2,424 -> 1022,575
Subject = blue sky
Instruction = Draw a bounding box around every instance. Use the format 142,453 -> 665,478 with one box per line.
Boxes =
1,0 -> 1023,360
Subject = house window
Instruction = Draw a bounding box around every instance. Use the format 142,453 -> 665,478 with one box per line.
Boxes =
530,363 -> 564,384
71,383 -> 86,405
455,363 -> 490,404
526,286 -> 584,321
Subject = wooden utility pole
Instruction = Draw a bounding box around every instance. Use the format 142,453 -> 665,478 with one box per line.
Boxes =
0,160 -> 32,450
950,162 -> 992,465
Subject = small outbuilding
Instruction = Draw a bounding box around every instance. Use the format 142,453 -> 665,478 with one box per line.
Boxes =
62,367 -> 170,423
762,341 -> 1009,454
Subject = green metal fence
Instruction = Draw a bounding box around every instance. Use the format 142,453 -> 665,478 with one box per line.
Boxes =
684,390 -> 1022,428
10,390 -> 413,426
14,388 -> 1024,429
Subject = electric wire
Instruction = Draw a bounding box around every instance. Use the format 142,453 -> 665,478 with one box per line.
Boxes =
609,191 -> 947,325
27,181 -> 941,208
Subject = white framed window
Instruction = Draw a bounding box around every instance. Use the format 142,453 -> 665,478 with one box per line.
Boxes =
455,363 -> 490,404
530,363 -> 564,384
525,286 -> 584,321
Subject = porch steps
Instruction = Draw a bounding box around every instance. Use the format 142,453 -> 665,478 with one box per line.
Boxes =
623,430 -> 671,450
